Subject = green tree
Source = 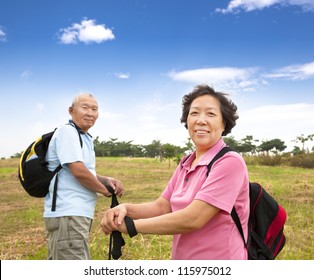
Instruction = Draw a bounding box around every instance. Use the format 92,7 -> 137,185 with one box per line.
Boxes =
144,140 -> 163,160
163,143 -> 178,168
238,135 -> 258,155
293,134 -> 314,152
223,136 -> 240,150
291,146 -> 302,155
259,139 -> 287,154
184,137 -> 195,154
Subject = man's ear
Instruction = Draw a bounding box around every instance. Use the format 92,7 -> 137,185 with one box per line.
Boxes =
68,106 -> 73,114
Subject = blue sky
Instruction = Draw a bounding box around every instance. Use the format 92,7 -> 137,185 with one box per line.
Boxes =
1,0 -> 314,158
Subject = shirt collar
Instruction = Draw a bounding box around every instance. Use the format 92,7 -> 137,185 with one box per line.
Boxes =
198,138 -> 226,166
182,138 -> 226,169
68,119 -> 92,138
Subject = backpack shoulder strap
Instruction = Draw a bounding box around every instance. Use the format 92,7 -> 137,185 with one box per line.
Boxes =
231,207 -> 247,247
206,146 -> 233,176
67,120 -> 83,147
206,146 -> 247,247
51,122 -> 83,212
179,154 -> 193,170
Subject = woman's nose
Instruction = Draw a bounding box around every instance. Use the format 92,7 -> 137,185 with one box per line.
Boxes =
196,113 -> 207,124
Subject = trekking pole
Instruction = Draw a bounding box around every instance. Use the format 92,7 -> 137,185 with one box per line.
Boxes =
103,184 -> 123,260
108,191 -> 118,260
108,235 -> 113,260
103,184 -> 137,260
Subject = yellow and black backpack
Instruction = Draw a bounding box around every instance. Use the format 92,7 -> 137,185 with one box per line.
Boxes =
18,130 -> 61,198
18,122 -> 82,210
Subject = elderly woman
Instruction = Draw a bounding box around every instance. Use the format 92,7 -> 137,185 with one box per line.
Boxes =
101,84 -> 249,260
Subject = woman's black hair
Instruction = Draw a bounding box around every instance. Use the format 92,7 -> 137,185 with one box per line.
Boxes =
180,84 -> 238,136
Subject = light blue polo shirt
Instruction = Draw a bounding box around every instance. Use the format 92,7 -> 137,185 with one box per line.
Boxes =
44,122 -> 98,219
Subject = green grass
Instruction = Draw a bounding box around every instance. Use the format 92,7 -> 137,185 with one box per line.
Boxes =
0,157 -> 313,260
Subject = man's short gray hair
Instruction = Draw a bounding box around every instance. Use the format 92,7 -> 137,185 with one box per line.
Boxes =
71,93 -> 95,107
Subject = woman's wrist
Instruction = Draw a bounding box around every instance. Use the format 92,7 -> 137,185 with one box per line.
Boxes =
124,216 -> 138,237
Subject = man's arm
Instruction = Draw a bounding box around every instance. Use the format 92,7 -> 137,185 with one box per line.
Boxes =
68,161 -> 123,197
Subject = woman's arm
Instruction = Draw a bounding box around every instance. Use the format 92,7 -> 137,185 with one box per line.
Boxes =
101,196 -> 172,234
135,199 -> 219,235
114,199 -> 220,235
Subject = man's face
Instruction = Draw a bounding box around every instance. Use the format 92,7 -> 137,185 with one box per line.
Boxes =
69,94 -> 99,133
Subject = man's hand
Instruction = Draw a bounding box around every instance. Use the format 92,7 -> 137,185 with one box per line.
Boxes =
98,176 -> 124,197
68,162 -> 124,197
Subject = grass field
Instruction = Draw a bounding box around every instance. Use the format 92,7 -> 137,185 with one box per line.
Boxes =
0,157 -> 313,260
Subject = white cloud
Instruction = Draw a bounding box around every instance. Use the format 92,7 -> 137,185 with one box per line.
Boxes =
241,103 -> 314,122
0,26 -> 7,42
115,73 -> 130,79
168,67 -> 257,91
264,61 -> 314,80
216,0 -> 314,14
139,91 -> 179,114
100,111 -> 125,120
58,18 -> 115,44
138,115 -> 158,122
36,103 -> 45,113
234,103 -> 314,150
168,62 -> 314,92
21,69 -> 33,79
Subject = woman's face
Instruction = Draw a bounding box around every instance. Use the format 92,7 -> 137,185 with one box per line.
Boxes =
187,94 -> 225,154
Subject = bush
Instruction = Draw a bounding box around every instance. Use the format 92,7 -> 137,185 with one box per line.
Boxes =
244,154 -> 283,166
290,153 -> 314,169
243,152 -> 314,168
256,154 -> 284,166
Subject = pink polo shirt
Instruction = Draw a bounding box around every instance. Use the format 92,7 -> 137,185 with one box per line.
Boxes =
162,139 -> 249,260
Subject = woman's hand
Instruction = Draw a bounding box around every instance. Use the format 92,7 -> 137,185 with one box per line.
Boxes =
101,204 -> 128,234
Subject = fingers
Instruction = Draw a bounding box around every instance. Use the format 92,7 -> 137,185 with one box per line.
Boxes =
100,209 -> 118,234
107,177 -> 125,196
98,176 -> 124,197
115,211 -> 125,226
113,183 -> 124,197
101,205 -> 128,234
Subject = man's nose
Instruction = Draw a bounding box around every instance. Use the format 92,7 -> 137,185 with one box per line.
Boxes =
86,108 -> 96,115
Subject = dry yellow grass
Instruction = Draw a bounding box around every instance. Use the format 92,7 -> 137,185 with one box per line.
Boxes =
0,157 -> 313,259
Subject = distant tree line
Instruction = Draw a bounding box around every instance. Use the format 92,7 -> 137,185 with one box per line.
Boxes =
93,134 -> 314,159
224,134 -> 314,155
93,137 -> 186,165
91,133 -> 314,169
7,134 -> 314,165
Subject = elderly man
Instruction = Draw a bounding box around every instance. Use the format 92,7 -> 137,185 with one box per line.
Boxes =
44,93 -> 124,260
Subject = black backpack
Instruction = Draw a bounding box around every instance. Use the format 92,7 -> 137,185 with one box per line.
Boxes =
18,122 -> 82,211
206,146 -> 287,260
